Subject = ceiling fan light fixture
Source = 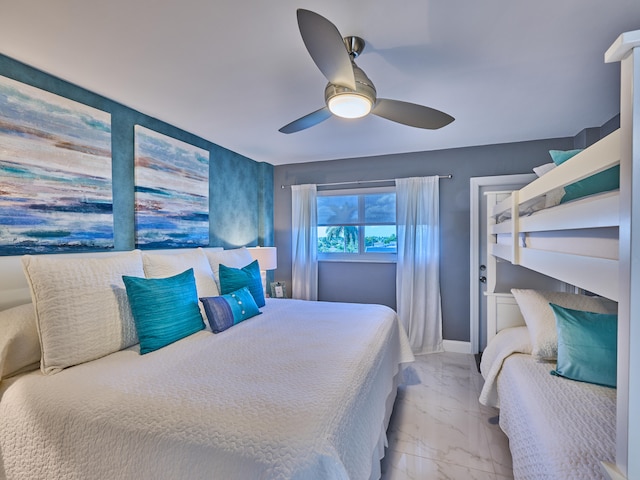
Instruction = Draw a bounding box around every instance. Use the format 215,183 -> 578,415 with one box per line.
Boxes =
327,93 -> 372,119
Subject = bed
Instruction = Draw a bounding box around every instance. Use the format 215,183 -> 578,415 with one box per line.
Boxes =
479,28 -> 640,480
479,295 -> 617,480
0,247 -> 414,480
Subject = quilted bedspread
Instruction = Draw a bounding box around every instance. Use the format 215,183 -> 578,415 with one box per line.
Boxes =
479,326 -> 532,408
497,353 -> 616,480
0,299 -> 413,480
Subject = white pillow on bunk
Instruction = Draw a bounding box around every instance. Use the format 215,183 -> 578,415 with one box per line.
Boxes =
532,162 -> 555,177
532,162 -> 564,207
511,289 -> 618,360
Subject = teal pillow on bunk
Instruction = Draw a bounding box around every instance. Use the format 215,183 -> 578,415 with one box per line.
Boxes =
549,149 -> 619,203
549,149 -> 583,165
200,287 -> 261,333
218,260 -> 265,307
549,303 -> 617,388
123,268 -> 205,354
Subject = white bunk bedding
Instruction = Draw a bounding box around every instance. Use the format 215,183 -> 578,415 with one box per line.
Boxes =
481,324 -> 617,480
498,352 -> 616,480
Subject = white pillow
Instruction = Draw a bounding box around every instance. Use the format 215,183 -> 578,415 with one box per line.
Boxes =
0,303 -> 41,380
532,162 -> 565,207
142,249 -> 219,298
201,247 -> 254,287
511,289 -> 618,360
22,251 -> 145,374
532,162 -> 556,177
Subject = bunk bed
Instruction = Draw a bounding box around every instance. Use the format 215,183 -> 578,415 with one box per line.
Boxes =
489,128 -> 620,301
479,29 -> 640,480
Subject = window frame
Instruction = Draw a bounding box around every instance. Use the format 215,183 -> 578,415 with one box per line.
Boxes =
317,186 -> 397,263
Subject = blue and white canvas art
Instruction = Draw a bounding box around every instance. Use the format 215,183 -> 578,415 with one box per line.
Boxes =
134,125 -> 209,248
0,75 -> 113,255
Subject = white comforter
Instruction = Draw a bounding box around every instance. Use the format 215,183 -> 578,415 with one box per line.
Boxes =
479,326 -> 616,480
498,354 -> 616,480
0,299 -> 413,480
479,326 -> 531,408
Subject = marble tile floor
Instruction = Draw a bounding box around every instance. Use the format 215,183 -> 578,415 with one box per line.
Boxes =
381,352 -> 514,480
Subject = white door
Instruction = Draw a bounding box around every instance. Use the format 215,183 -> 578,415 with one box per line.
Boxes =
469,174 -> 535,354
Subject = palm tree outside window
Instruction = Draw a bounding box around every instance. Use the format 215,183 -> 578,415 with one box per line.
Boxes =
317,187 -> 396,260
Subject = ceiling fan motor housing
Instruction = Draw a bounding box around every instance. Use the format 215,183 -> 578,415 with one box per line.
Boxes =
324,63 -> 377,114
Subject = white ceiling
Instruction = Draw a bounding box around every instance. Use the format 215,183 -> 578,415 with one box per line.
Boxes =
1,1 -> 639,166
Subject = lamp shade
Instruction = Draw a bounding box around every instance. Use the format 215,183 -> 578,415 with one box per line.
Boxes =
247,246 -> 277,271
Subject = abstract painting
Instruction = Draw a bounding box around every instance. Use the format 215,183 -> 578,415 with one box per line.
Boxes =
0,75 -> 113,255
134,125 -> 209,248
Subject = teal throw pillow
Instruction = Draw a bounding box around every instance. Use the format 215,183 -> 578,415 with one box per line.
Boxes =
218,260 -> 265,307
549,149 -> 619,203
123,268 -> 205,354
200,287 -> 261,333
549,303 -> 617,388
549,149 -> 583,165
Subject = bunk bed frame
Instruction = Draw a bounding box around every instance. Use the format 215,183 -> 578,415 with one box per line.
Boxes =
490,129 -> 620,300
487,29 -> 639,480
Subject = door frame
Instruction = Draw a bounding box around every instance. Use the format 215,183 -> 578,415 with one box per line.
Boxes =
469,174 -> 536,354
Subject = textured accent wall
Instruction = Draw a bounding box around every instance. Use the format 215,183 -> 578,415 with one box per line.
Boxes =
0,54 -> 273,251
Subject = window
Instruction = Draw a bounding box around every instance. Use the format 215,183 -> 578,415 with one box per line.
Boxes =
317,187 -> 396,261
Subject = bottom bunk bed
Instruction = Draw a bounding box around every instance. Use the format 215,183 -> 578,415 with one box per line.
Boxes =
480,312 -> 617,480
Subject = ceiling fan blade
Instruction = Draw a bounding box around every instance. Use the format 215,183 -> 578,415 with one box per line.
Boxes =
296,9 -> 356,90
372,98 -> 454,129
279,107 -> 332,134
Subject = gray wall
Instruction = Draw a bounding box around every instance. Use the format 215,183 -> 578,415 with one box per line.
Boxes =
0,53 -> 274,252
273,121 -> 617,342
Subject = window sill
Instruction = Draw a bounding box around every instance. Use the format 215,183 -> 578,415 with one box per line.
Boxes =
318,255 -> 397,264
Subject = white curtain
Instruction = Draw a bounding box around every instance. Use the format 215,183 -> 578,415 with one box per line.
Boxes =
291,184 -> 318,300
395,176 -> 444,354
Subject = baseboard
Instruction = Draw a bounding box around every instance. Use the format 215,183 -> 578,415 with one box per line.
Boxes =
442,339 -> 472,354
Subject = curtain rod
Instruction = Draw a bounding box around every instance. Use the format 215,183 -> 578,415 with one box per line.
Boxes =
280,174 -> 452,189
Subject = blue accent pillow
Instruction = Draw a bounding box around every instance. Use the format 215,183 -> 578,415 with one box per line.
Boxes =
200,287 -> 261,333
122,268 -> 205,354
549,149 -> 619,203
218,260 -> 265,307
549,303 -> 617,388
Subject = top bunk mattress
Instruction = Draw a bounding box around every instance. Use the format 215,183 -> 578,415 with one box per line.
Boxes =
493,189 -> 619,230
497,353 -> 616,480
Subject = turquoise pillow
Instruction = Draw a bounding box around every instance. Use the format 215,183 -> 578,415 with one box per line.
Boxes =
549,149 -> 619,203
200,287 -> 261,333
549,149 -> 583,165
123,268 -> 205,354
218,260 -> 265,307
549,303 -> 617,388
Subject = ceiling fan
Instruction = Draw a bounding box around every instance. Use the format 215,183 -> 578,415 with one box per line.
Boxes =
279,9 -> 455,134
